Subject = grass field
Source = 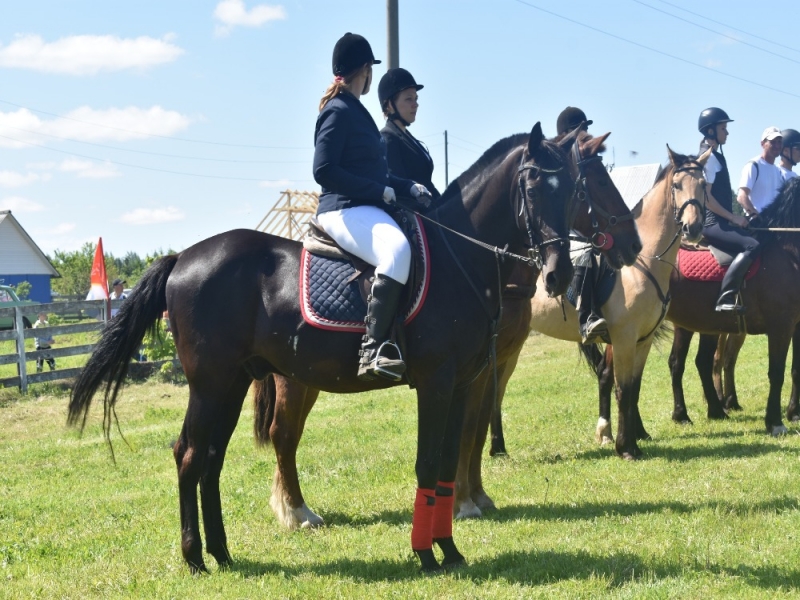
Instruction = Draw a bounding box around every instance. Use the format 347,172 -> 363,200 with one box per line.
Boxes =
2,332 -> 800,599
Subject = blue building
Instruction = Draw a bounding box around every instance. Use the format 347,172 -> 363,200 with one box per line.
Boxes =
0,210 -> 60,302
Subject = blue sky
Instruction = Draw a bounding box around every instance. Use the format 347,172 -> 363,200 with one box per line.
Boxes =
2,0 -> 799,257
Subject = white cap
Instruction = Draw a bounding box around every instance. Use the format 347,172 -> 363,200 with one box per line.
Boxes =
761,126 -> 782,142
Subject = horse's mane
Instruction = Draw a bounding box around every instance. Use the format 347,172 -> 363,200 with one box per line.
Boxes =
440,133 -> 527,199
439,132 -> 566,201
760,176 -> 800,232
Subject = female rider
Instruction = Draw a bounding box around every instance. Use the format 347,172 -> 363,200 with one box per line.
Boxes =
313,33 -> 431,381
378,67 -> 441,207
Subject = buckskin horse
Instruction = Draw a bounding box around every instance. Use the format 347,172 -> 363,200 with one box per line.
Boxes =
487,147 -> 710,468
69,123 -> 577,574
252,130 -> 642,526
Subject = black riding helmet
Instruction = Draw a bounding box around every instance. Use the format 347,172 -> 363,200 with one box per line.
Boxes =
698,107 -> 733,140
378,68 -> 424,126
781,129 -> 800,166
332,33 -> 381,77
557,107 -> 593,136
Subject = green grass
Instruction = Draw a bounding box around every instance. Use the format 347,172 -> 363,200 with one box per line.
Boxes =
2,333 -> 800,598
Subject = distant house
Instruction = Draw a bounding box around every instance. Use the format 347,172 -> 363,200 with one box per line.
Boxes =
0,210 -> 60,302
608,164 -> 663,210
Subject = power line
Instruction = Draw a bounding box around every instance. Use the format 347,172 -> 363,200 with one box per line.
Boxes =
0,134 -> 313,183
651,0 -> 800,55
0,98 -> 309,150
1,125 -> 310,164
512,0 -> 800,100
633,0 -> 800,66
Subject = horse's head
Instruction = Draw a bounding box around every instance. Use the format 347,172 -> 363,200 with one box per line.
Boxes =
667,145 -> 709,242
567,131 -> 642,269
519,122 -> 575,297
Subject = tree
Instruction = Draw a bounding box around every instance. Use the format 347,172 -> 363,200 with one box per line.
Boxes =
50,243 -> 96,297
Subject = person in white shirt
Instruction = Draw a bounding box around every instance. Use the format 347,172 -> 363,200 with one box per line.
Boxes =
737,127 -> 784,219
110,278 -> 127,318
778,128 -> 800,182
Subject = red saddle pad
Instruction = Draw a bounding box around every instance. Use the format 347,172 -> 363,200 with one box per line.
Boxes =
677,247 -> 761,282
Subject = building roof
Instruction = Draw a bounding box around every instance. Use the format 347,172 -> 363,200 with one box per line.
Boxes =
608,164 -> 663,210
0,211 -> 60,277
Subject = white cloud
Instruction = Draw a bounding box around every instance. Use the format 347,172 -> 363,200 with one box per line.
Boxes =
119,206 -> 185,225
258,178 -> 292,188
0,195 -> 44,212
59,158 -> 121,179
36,222 -> 76,235
0,106 -> 192,148
214,1 -> 286,37
0,33 -> 184,75
0,170 -> 46,188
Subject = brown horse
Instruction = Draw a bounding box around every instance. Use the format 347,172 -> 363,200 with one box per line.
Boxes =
483,147 -> 710,480
254,131 -> 643,528
68,123 -> 577,574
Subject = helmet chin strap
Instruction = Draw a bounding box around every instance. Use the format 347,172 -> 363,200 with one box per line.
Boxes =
387,100 -> 411,128
784,148 -> 797,167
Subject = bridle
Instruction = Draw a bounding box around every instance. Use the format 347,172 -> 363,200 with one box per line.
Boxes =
516,150 -> 570,269
569,141 -> 635,250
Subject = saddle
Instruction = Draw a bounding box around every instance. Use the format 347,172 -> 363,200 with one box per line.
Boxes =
299,210 -> 431,333
564,249 -> 617,310
677,242 -> 761,282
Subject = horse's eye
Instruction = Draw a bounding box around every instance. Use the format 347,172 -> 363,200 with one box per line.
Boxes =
527,187 -> 537,199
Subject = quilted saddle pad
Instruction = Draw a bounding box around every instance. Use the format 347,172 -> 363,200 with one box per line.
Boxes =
677,247 -> 761,282
299,213 -> 430,332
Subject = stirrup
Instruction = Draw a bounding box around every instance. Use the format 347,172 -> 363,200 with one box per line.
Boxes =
715,292 -> 746,314
358,341 -> 406,382
581,316 -> 608,345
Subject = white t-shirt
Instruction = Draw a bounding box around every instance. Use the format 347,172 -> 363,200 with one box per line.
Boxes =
779,165 -> 798,182
704,151 -> 723,184
739,157 -> 783,212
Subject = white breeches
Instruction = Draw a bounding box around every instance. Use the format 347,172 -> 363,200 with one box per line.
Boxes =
316,205 -> 411,285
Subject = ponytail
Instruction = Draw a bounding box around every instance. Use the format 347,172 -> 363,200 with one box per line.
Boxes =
319,78 -> 347,111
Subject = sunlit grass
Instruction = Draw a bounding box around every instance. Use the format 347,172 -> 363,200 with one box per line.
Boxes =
1,333 -> 799,598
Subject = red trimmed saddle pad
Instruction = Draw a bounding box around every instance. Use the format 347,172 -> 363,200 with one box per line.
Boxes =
299,213 -> 430,332
677,247 -> 761,282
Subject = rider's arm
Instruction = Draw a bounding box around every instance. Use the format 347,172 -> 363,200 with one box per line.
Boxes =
706,183 -> 749,227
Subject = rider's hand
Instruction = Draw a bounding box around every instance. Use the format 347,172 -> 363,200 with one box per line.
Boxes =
383,186 -> 396,205
733,215 -> 750,228
410,183 -> 432,208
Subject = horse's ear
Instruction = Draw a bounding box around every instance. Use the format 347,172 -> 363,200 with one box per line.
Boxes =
583,132 -> 611,157
528,122 -> 544,155
666,144 -> 679,168
557,125 -> 581,153
698,147 -> 712,166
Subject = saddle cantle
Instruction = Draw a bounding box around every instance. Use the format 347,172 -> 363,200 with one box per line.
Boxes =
299,211 -> 430,332
677,245 -> 761,282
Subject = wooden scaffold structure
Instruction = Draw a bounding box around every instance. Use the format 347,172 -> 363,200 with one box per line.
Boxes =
255,189 -> 319,241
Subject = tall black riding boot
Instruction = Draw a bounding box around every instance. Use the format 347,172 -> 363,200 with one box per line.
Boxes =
715,251 -> 754,314
357,274 -> 406,382
575,264 -> 608,344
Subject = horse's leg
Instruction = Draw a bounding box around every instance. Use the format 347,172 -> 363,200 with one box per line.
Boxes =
200,370 -> 252,568
668,326 -> 694,424
453,372 -> 487,520
766,330 -> 790,436
786,327 -> 800,422
593,344 -> 615,445
722,333 -> 746,411
432,387 -> 470,570
173,384 -> 225,573
488,402 -> 507,457
612,336 -> 649,460
696,333 -> 728,420
712,333 -> 727,407
268,375 -> 323,529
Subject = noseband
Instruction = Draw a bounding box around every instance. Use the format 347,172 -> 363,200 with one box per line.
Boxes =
517,154 -> 569,269
570,141 -> 634,250
672,162 -> 706,225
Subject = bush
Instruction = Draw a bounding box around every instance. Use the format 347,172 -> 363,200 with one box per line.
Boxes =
141,320 -> 176,361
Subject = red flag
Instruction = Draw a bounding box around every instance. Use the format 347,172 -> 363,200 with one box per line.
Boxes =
85,238 -> 109,301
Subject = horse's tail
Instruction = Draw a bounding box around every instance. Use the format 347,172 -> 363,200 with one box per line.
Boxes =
68,254 -> 179,434
577,342 -> 606,377
252,374 -> 276,448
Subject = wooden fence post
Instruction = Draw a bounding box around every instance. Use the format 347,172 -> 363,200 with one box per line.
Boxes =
13,306 -> 27,393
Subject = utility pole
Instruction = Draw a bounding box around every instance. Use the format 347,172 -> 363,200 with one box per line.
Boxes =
444,130 -> 449,186
387,0 -> 399,69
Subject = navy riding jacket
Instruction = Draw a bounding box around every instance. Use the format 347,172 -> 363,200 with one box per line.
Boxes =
381,119 -> 441,201
313,91 -> 414,215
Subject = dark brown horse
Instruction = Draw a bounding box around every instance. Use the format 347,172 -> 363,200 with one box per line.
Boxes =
68,123 -> 577,574
586,177 -> 800,440
253,131 -> 643,526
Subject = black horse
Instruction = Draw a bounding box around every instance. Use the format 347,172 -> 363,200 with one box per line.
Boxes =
69,123 -> 579,574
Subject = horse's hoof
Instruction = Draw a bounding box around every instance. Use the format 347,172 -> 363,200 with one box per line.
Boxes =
726,398 -> 743,411
595,418 -> 613,445
599,435 -> 614,445
637,430 -> 652,442
672,413 -> 693,425
188,561 -> 208,575
434,536 -> 466,570
790,414 -> 800,423
618,450 -> 638,461
708,409 -> 729,420
473,491 -> 496,512
490,450 -> 508,458
455,500 -> 482,520
415,549 -> 442,573
769,424 -> 789,437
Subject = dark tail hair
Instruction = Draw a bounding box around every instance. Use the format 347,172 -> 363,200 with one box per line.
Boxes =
252,375 -> 276,447
578,341 -> 606,376
68,254 -> 179,437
